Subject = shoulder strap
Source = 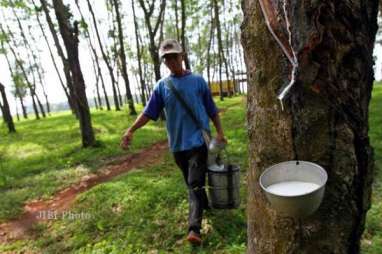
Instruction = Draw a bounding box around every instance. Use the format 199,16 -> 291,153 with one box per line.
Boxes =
165,78 -> 202,130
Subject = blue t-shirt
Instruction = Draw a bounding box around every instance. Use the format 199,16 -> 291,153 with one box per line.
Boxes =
143,71 -> 218,152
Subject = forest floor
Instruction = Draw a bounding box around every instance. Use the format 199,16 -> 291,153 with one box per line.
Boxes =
0,89 -> 381,253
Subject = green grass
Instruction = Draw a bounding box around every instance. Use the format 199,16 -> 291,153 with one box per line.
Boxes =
0,105 -> 167,222
0,96 -> 247,253
0,86 -> 381,253
362,83 -> 382,254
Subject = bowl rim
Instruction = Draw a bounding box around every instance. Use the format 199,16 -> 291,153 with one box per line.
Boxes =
259,160 -> 328,198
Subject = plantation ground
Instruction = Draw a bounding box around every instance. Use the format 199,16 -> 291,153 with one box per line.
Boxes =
0,87 -> 381,253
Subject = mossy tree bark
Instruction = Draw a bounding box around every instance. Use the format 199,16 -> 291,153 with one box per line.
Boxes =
241,0 -> 378,253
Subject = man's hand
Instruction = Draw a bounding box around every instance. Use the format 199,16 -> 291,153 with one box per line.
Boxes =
216,132 -> 227,145
120,129 -> 134,150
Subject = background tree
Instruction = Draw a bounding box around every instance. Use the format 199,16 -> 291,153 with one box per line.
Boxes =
132,0 -> 147,106
112,0 -> 136,115
52,0 -> 95,147
86,0 -> 120,111
242,0 -> 378,253
74,0 -> 107,111
39,0 -> 78,116
0,82 -> 16,133
138,0 -> 166,82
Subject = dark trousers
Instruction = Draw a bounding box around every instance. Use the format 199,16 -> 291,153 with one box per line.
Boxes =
173,144 -> 209,234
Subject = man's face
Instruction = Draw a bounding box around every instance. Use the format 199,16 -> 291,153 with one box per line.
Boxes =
163,53 -> 183,74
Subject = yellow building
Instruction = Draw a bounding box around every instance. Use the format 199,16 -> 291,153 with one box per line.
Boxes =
209,80 -> 236,96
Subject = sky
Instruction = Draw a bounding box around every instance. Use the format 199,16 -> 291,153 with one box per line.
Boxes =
0,2 -> 381,115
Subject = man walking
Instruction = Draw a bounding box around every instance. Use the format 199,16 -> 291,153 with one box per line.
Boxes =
120,39 -> 226,245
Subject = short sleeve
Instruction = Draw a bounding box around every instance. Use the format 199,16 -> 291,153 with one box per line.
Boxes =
143,83 -> 164,121
200,77 -> 218,118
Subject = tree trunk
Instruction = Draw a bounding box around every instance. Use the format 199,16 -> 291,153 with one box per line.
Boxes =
0,83 -> 16,133
34,0 -> 68,112
86,0 -> 120,111
132,0 -> 147,106
112,0 -> 137,115
2,26 -> 40,119
138,0 -> 166,82
174,0 -> 180,41
53,0 -> 96,147
212,0 -> 224,101
89,26 -> 111,110
10,1 -> 46,118
180,0 -> 191,70
73,1 -> 104,111
14,100 -> 20,121
1,38 -> 28,119
242,0 -> 378,253
39,0 -> 78,116
207,5 -> 215,91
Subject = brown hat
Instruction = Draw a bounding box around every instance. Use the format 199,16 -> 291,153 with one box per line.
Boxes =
159,39 -> 183,58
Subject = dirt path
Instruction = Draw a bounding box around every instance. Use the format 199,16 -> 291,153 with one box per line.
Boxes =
0,140 -> 168,244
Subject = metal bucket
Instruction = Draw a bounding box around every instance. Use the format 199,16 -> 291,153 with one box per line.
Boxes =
208,164 -> 240,209
259,160 -> 327,218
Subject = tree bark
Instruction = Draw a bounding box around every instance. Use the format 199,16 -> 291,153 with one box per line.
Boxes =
1,23 -> 40,120
212,0 -> 224,101
112,0 -> 137,115
242,0 -> 378,253
0,83 -> 16,133
33,0 -> 69,112
174,0 -> 180,41
207,4 -> 215,91
1,39 -> 28,119
53,0 -> 96,147
39,0 -> 78,116
86,0 -> 120,111
132,0 -> 147,106
180,0 -> 191,70
73,0 -> 108,111
138,0 -> 166,82
9,1 -> 46,118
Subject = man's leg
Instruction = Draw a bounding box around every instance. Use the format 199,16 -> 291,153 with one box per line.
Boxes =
174,145 -> 208,235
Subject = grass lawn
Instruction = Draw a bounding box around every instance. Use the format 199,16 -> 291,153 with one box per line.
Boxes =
0,105 -> 167,222
362,83 -> 382,253
0,86 -> 381,253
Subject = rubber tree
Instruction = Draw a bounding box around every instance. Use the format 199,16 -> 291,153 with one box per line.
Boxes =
9,0 -> 46,118
86,0 -> 120,111
132,0 -> 147,106
39,0 -> 78,116
0,82 -> 16,133
112,0 -> 136,115
180,0 -> 191,70
0,37 -> 28,119
73,0 -> 110,111
242,0 -> 378,253
0,23 -> 40,120
52,0 -> 96,147
138,0 -> 166,82
32,0 -> 71,113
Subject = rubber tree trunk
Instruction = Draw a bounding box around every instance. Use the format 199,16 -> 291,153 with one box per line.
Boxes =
212,0 -> 224,101
53,0 -> 95,148
132,0 -> 147,106
112,0 -> 137,115
242,0 -> 378,253
0,83 -> 16,133
39,0 -> 78,117
86,0 -> 120,111
180,0 -> 191,70
138,0 -> 166,82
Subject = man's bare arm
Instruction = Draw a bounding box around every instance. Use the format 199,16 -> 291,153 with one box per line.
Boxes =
120,113 -> 151,149
211,113 -> 227,143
